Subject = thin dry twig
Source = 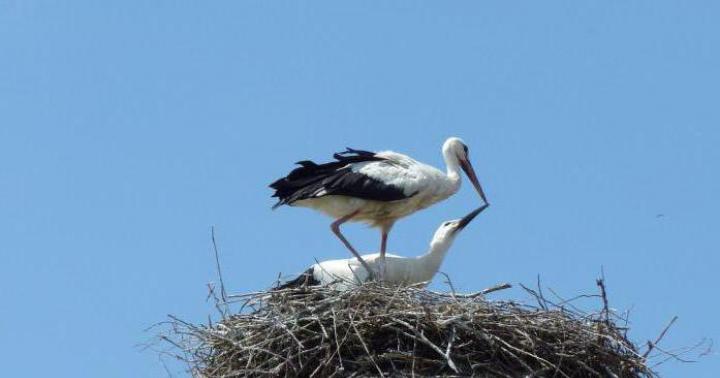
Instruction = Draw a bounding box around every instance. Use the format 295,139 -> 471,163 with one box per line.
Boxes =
210,226 -> 228,305
643,316 -> 679,358
596,269 -> 611,327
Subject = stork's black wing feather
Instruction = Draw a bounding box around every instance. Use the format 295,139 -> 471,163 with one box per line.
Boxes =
269,148 -> 413,208
273,267 -> 319,290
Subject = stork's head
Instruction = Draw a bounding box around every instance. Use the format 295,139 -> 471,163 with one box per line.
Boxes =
442,137 -> 489,205
430,205 -> 489,249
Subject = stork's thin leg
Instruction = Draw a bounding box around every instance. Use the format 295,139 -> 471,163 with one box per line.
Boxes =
380,230 -> 389,255
378,223 -> 394,282
331,211 -> 375,280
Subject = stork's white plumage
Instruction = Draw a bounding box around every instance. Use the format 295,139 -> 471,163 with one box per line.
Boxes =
275,205 -> 488,291
270,137 -> 488,280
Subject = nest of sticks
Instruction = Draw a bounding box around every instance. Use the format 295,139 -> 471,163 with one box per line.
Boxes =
160,278 -> 661,378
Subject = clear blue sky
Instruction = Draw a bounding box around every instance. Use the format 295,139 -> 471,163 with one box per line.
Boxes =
1,1 -> 718,376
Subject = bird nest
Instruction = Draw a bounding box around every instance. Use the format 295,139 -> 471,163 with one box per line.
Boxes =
159,279 -> 659,377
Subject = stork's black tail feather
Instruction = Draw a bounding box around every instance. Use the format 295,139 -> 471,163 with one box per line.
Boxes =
269,148 -> 386,208
274,268 -> 319,290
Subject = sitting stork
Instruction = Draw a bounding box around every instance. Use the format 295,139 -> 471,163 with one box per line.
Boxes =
275,205 -> 488,290
270,137 -> 488,280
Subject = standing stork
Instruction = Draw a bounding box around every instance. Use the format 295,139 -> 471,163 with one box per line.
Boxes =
270,137 -> 488,279
275,205 -> 488,290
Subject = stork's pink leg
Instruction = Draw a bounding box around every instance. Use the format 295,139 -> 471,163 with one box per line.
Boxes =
378,223 -> 394,282
331,211 -> 375,280
380,230 -> 388,256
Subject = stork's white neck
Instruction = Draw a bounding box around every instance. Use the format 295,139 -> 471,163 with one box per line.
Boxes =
442,147 -> 462,190
415,238 -> 454,280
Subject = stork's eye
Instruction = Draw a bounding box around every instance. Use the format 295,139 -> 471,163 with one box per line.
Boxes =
463,144 -> 469,155
443,222 -> 452,227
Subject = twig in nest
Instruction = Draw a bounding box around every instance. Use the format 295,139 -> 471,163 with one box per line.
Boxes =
643,316 -> 678,358
596,268 -> 610,326
210,226 -> 228,305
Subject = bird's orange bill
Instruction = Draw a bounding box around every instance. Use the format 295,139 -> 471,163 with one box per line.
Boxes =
460,159 -> 489,205
457,204 -> 489,230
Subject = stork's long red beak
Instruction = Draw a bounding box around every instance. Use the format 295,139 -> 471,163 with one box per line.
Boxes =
460,159 -> 489,205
